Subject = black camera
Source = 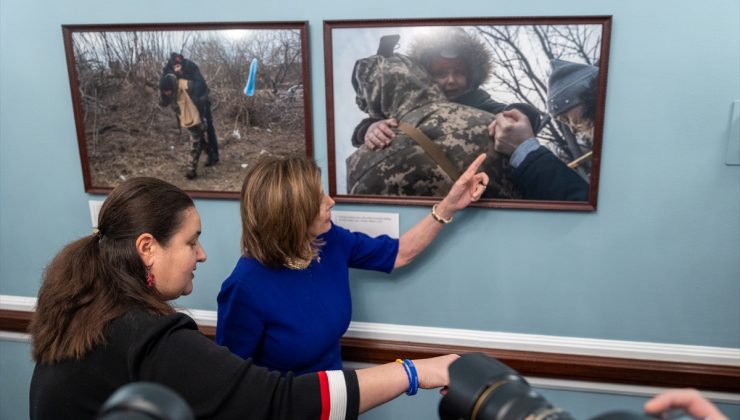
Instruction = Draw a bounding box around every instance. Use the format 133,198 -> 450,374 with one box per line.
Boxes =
439,353 -> 668,420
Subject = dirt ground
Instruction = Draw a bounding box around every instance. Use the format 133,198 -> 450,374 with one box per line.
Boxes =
85,105 -> 306,197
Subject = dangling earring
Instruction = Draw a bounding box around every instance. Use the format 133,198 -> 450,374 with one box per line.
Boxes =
145,266 -> 155,288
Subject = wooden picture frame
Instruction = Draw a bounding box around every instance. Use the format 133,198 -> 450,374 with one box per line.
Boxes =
324,16 -> 611,211
63,21 -> 311,199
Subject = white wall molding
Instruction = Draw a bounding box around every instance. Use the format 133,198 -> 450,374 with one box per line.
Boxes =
0,331 -> 30,343
4,295 -> 739,403
4,295 -> 739,367
178,307 -> 217,326
349,361 -> 740,403
0,295 -> 36,311
344,321 -> 740,367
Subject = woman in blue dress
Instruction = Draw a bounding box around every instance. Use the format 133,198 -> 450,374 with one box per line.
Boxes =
217,154 -> 489,375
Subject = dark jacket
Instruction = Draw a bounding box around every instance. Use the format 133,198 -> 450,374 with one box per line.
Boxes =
512,146 -> 589,201
30,311 -> 359,420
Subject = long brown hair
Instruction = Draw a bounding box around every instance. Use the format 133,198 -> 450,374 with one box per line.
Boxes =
240,156 -> 323,268
30,177 -> 194,364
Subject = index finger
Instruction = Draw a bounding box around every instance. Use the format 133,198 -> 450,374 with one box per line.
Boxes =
462,153 -> 487,177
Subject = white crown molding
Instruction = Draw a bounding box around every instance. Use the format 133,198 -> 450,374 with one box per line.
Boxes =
3,295 -> 739,367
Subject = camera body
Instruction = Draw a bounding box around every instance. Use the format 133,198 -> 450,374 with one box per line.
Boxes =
439,353 -> 666,420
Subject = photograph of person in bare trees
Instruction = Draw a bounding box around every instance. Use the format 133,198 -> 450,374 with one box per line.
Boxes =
158,52 -> 220,180
64,23 -> 310,197
325,17 -> 610,209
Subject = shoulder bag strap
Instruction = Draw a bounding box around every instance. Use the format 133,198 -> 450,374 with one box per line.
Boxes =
397,122 -> 461,181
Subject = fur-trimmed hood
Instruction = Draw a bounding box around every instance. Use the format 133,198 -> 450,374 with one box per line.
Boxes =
407,27 -> 493,91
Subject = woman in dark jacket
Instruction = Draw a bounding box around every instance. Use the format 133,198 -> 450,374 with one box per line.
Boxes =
29,177 -> 456,420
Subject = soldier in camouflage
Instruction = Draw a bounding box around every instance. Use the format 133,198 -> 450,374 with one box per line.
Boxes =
352,28 -> 547,152
158,73 -> 211,180
165,53 -> 220,166
346,53 -> 518,198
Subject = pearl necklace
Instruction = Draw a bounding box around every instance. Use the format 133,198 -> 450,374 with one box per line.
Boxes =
283,256 -> 320,270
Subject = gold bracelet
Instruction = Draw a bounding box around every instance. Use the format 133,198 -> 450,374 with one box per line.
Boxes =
431,204 -> 452,224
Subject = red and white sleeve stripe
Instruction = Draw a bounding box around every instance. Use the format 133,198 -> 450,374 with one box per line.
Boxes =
317,370 -> 349,420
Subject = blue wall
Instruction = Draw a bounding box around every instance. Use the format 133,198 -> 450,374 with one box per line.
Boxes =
1,0 -> 738,418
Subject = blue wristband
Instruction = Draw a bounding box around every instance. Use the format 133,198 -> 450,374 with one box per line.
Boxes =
396,358 -> 418,396
405,359 -> 419,395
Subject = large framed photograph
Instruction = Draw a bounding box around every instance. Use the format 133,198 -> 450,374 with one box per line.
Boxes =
63,21 -> 311,199
324,17 -> 611,210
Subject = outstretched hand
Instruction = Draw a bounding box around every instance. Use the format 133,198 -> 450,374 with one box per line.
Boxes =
392,154 -> 489,269
488,109 -> 535,156
414,354 -> 460,391
364,118 -> 398,150
644,389 -> 727,420
436,153 -> 489,219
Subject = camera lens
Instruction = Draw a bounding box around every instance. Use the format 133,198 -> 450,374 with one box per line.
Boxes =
440,354 -> 660,420
439,353 -> 574,420
472,376 -> 573,420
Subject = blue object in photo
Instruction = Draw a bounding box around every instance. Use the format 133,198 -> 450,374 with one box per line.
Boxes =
244,58 -> 258,96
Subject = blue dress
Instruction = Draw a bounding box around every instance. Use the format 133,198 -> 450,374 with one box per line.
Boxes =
216,223 -> 399,375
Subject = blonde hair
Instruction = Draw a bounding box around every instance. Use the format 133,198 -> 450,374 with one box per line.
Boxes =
240,156 -> 323,268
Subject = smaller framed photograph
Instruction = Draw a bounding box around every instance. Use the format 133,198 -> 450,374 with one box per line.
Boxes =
63,21 -> 311,199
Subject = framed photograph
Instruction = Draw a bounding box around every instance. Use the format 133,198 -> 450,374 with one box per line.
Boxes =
63,21 -> 311,199
324,16 -> 611,210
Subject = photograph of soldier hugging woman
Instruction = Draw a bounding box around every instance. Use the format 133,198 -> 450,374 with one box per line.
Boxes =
158,53 -> 220,180
332,23 -> 606,204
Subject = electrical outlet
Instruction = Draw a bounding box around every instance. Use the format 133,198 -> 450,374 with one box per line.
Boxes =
89,200 -> 104,228
727,100 -> 740,165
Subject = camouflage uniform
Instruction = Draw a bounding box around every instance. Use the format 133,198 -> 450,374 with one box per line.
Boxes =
184,124 -> 208,179
347,53 -> 518,198
159,73 -> 211,179
175,78 -> 210,179
351,29 -> 548,151
163,53 -> 219,166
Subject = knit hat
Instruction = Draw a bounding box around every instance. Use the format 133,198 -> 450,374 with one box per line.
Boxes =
547,59 -> 598,116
